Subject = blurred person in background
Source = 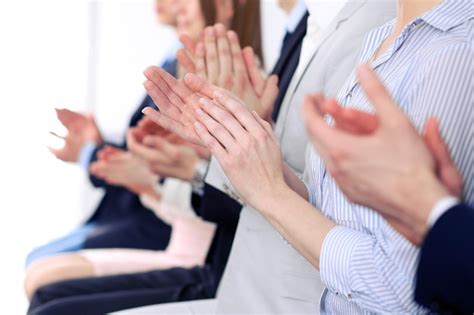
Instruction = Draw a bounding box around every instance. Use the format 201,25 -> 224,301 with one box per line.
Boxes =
25,0 -> 180,268
27,0 -> 265,314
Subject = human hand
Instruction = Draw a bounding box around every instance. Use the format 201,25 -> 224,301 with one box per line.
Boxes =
49,109 -> 103,162
303,65 -> 459,245
127,129 -> 201,181
177,24 -> 278,121
183,73 -> 287,209
90,146 -> 160,198
142,66 -> 205,145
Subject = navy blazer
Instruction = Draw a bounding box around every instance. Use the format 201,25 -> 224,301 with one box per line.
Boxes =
271,12 -> 309,121
81,59 -> 177,251
86,59 -> 177,225
416,203 -> 474,314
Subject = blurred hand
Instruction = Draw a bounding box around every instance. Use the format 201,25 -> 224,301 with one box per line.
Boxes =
302,65 -> 462,245
177,24 -> 278,121
182,74 -> 286,209
49,109 -> 103,162
127,129 -> 201,181
90,146 -> 160,198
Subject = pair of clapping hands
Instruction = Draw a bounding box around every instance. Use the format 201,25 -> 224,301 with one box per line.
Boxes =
88,117 -> 204,198
141,22 -> 462,246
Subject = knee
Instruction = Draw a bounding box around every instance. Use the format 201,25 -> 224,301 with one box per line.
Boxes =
24,259 -> 56,300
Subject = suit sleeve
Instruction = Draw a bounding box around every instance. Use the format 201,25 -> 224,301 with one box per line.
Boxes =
415,203 -> 474,314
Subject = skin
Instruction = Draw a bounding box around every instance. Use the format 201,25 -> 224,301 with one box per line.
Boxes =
303,65 -> 462,245
49,0 -> 179,163
277,0 -> 298,14
177,24 -> 279,121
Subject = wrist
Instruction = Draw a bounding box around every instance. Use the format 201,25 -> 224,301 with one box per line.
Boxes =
189,159 -> 209,193
399,171 -> 451,243
255,181 -> 294,218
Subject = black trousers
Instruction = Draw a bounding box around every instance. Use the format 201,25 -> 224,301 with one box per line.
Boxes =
29,266 -> 216,315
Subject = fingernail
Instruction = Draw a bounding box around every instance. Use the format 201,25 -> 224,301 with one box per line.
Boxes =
194,122 -> 203,130
195,108 -> 205,116
199,97 -> 209,106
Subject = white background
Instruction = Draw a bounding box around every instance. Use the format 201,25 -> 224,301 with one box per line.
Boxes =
0,0 -> 287,312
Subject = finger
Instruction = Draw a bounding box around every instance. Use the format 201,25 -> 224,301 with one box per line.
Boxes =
195,106 -> 239,154
215,23 -> 233,88
302,94 -> 347,151
177,49 -> 196,74
153,67 -> 201,119
184,73 -> 222,100
198,97 -> 247,139
143,79 -> 182,121
258,74 -> 279,120
204,26 -> 219,83
143,136 -> 178,161
357,64 -> 403,123
144,68 -> 188,109
424,118 -> 463,197
227,30 -> 247,88
195,42 -> 207,79
180,34 -> 197,56
324,99 -> 379,135
242,47 -> 265,96
194,121 -> 228,161
142,107 -> 189,139
251,110 -> 278,144
211,89 -> 265,134
49,131 -> 66,140
130,136 -> 169,163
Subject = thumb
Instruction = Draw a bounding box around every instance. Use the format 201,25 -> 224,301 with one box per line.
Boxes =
258,74 -> 279,121
424,118 -> 463,197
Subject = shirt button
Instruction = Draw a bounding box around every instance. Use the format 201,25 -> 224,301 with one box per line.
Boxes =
335,291 -> 339,296
348,293 -> 353,299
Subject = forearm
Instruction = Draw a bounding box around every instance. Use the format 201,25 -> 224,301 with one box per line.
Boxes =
283,163 -> 309,200
256,185 -> 334,268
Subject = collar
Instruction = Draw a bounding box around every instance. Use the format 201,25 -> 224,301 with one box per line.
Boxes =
306,0 -> 348,31
287,0 -> 308,33
419,0 -> 473,32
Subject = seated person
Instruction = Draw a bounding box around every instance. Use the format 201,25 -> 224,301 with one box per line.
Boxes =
27,0 -> 267,314
25,0 -> 180,267
139,0 -> 471,312
24,122 -> 215,299
304,65 -> 473,314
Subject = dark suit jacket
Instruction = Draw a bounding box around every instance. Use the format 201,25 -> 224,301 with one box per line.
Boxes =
416,203 -> 474,314
82,59 -> 178,250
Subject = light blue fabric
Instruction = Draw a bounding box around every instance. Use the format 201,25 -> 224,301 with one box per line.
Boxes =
78,141 -> 97,170
305,0 -> 473,313
25,223 -> 96,268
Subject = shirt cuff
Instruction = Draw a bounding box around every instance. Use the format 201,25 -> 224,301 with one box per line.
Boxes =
427,196 -> 460,228
78,142 -> 97,170
319,225 -> 366,299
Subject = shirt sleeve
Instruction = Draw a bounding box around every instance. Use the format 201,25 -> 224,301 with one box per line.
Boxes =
319,41 -> 473,313
78,142 -> 97,170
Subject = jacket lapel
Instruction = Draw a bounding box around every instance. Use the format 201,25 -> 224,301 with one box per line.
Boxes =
271,12 -> 309,76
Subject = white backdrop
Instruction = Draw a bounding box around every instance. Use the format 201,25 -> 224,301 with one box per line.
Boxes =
0,0 -> 287,312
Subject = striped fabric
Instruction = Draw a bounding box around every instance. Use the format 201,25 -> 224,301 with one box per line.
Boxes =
304,0 -> 473,313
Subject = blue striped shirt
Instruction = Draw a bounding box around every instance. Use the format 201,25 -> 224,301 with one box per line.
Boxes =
304,0 -> 473,313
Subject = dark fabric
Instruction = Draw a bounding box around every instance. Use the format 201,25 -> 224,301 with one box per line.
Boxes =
29,267 -> 215,315
415,203 -> 474,314
81,59 -> 178,250
271,12 -> 309,122
28,14 -> 308,313
84,210 -> 171,251
28,184 -> 240,314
